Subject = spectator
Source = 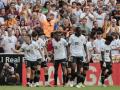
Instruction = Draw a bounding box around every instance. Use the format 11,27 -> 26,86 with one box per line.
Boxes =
42,13 -> 56,37
73,3 -> 82,24
42,1 -> 51,15
93,7 -> 106,28
0,28 -> 4,53
110,32 -> 120,55
0,0 -> 5,9
80,6 -> 95,30
93,31 -> 105,54
1,27 -> 17,53
106,19 -> 119,36
91,21 -> 103,38
79,18 -> 90,35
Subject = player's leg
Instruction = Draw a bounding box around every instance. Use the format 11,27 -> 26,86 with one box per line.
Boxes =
41,61 -> 49,86
54,60 -> 59,86
34,59 -> 41,87
65,61 -> 72,86
26,61 -> 32,87
70,57 -> 77,87
61,60 -> 67,86
30,62 -> 36,86
104,62 -> 112,81
100,61 -> 106,85
76,57 -> 85,88
82,62 -> 89,85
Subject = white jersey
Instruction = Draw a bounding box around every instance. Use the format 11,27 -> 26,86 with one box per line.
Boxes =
37,37 -> 46,61
102,44 -> 111,62
93,38 -> 105,54
52,38 -> 68,60
21,41 -> 40,61
110,39 -> 120,54
2,35 -> 17,53
86,41 -> 94,60
37,37 -> 46,49
69,34 -> 86,57
32,40 -> 42,59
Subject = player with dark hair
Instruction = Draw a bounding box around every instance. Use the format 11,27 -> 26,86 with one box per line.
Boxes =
68,27 -> 87,88
100,35 -> 113,87
52,31 -> 68,86
36,30 -> 51,86
12,33 -> 43,87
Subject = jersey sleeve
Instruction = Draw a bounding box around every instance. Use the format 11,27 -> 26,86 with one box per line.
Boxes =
34,42 -> 40,50
20,44 -> 25,52
62,38 -> 68,46
82,36 -> 87,44
68,36 -> 72,44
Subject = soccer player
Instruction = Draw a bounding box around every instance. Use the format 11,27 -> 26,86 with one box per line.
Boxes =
52,31 -> 68,86
31,31 -> 44,87
68,27 -> 87,88
36,28 -> 50,86
100,35 -> 113,87
12,33 -> 42,87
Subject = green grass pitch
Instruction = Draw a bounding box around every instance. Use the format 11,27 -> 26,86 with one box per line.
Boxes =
0,86 -> 120,90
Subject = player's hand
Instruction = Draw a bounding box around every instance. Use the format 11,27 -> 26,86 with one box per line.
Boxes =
80,68 -> 84,73
47,57 -> 51,63
68,56 -> 71,62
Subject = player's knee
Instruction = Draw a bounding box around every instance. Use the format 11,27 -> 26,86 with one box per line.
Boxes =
27,67 -> 31,73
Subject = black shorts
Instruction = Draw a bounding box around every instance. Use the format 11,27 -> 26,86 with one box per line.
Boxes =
41,61 -> 48,67
72,56 -> 83,64
83,62 -> 89,71
26,59 -> 42,70
54,59 -> 67,68
67,61 -> 72,68
100,61 -> 112,69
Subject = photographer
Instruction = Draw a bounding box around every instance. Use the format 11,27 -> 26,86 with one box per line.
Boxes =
0,63 -> 19,85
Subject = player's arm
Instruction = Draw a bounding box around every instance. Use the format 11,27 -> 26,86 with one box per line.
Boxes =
12,44 -> 24,53
93,41 -> 99,54
84,44 -> 88,61
44,45 -> 51,62
110,50 -> 112,62
11,48 -> 23,53
38,47 -> 45,61
67,43 -> 71,61
101,51 -> 105,62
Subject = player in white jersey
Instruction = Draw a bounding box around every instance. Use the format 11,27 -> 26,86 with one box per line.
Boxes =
12,33 -> 42,87
35,28 -> 50,86
31,31 -> 45,87
100,36 -> 113,87
68,27 -> 87,88
52,31 -> 68,86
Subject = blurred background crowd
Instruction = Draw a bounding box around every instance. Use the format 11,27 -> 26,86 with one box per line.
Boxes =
0,0 -> 120,54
